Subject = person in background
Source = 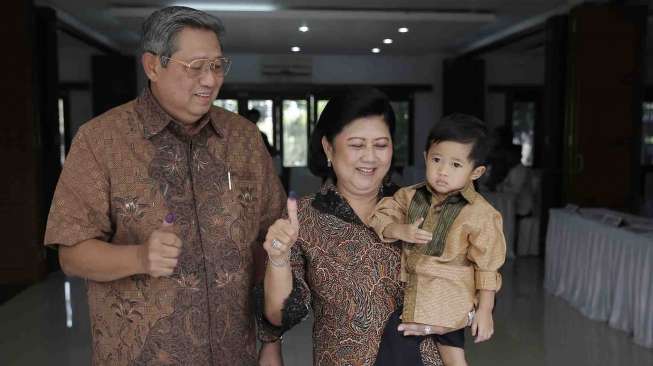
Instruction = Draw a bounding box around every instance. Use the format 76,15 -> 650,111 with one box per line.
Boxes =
497,145 -> 534,217
245,108 -> 277,157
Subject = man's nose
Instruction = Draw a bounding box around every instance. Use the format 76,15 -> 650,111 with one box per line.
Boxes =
199,69 -> 220,87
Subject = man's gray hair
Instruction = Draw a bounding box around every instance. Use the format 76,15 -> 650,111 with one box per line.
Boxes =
141,6 -> 225,67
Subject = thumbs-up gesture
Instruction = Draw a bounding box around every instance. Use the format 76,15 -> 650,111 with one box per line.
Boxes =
263,194 -> 299,266
383,217 -> 433,244
137,212 -> 183,278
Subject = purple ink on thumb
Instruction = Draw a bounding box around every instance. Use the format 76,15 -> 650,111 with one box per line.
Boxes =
164,212 -> 176,224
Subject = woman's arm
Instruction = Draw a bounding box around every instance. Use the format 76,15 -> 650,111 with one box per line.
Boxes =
263,197 -> 299,325
263,253 -> 294,325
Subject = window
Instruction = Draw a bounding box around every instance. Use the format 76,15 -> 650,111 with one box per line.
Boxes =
247,100 -> 274,147
511,101 -> 536,166
491,87 -> 540,167
391,101 -> 411,167
313,99 -> 329,135
316,99 -> 329,120
57,97 -> 67,167
282,100 -> 308,167
213,99 -> 238,113
215,88 -> 415,169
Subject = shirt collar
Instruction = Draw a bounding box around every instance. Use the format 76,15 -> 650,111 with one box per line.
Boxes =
312,183 -> 364,226
425,181 -> 478,205
135,86 -> 222,139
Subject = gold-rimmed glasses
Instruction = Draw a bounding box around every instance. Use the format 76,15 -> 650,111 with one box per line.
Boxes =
161,56 -> 232,78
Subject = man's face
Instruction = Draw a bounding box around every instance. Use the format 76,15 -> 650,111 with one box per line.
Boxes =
423,141 -> 485,195
150,27 -> 223,125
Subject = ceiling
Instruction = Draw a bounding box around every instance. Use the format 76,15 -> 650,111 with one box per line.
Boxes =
37,0 -> 647,56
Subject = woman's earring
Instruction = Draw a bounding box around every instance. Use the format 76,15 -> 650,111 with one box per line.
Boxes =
327,159 -> 332,168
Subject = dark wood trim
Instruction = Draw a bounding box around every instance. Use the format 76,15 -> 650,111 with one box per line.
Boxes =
0,266 -> 47,285
59,81 -> 91,91
487,84 -> 542,94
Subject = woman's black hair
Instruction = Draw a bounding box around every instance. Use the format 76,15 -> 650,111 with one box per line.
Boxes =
308,87 -> 396,180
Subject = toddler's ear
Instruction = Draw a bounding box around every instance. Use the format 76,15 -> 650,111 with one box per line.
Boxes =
471,165 -> 487,180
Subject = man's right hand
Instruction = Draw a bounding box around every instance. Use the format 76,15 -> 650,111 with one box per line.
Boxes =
384,218 -> 432,244
138,213 -> 183,277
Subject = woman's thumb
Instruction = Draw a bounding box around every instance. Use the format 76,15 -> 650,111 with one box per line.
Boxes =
287,192 -> 299,227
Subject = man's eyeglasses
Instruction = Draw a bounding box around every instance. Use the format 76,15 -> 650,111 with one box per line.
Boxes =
161,56 -> 232,78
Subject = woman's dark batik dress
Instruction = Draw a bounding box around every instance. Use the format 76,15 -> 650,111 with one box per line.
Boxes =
256,185 -> 443,366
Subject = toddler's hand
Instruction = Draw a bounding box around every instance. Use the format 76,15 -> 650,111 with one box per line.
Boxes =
384,218 -> 432,244
471,307 -> 494,343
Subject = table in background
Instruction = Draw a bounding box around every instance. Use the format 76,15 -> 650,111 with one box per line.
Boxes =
544,208 -> 653,348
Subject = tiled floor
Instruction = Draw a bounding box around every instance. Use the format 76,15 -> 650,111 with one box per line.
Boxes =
1,258 -> 651,365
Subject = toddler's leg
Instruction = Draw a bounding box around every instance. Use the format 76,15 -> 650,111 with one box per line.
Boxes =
437,343 -> 467,366
434,328 -> 466,366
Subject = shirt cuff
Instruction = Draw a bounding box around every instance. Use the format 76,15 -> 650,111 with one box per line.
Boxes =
252,275 -> 310,343
475,271 -> 502,291
367,215 -> 395,243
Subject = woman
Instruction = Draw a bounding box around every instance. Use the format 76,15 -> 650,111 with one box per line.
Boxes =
255,87 -> 443,365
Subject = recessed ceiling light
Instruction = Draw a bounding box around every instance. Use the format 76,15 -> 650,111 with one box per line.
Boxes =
299,25 -> 309,32
291,46 -> 301,52
371,48 -> 380,53
398,27 -> 409,33
383,38 -> 393,44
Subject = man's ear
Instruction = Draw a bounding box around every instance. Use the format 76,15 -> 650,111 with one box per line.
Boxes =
142,52 -> 161,82
471,165 -> 487,180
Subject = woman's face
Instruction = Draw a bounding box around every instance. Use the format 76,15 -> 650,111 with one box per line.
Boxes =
322,115 -> 393,199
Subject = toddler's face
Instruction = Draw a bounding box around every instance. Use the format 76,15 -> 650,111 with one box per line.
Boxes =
423,141 -> 485,195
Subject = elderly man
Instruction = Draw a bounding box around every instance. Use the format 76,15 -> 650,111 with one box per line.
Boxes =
44,6 -> 285,365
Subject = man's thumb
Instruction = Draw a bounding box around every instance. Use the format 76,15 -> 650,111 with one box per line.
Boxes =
161,212 -> 176,229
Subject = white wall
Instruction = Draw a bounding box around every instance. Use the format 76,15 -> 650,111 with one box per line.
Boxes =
226,53 -> 442,85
